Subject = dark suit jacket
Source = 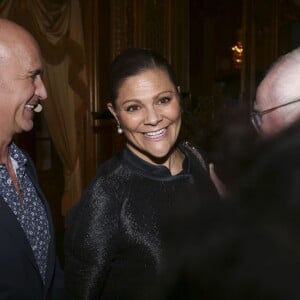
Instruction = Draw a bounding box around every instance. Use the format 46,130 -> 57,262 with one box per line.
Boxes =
0,153 -> 64,300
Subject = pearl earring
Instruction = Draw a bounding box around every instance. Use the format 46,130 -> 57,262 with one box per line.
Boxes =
117,124 -> 123,134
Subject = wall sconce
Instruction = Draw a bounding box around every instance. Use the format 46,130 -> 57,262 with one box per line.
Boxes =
231,41 -> 243,69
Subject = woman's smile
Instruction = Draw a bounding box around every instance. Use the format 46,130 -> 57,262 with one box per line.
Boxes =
143,128 -> 167,139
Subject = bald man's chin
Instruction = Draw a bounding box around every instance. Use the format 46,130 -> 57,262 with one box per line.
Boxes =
19,120 -> 34,133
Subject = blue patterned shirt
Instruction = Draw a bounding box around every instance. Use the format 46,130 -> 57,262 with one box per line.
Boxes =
0,143 -> 50,284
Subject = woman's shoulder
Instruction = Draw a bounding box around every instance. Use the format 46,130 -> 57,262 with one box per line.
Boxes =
66,158 -> 127,233
72,153 -> 133,215
180,140 -> 209,171
96,149 -> 139,176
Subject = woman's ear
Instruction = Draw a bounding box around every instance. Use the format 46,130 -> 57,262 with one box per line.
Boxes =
107,103 -> 119,123
107,103 -> 124,134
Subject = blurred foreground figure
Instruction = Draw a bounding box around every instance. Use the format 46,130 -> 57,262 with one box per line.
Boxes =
212,47 -> 300,196
159,119 -> 300,300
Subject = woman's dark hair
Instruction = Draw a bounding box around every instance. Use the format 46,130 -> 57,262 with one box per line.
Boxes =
109,48 -> 178,106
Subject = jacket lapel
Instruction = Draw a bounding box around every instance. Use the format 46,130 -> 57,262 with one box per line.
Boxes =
25,162 -> 56,291
0,196 -> 39,272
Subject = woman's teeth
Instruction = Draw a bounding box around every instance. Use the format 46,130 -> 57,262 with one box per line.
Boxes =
144,128 -> 166,138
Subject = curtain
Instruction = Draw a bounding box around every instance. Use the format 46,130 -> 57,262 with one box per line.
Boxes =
0,0 -> 88,215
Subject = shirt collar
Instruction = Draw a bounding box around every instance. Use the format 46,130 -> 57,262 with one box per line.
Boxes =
8,143 -> 27,171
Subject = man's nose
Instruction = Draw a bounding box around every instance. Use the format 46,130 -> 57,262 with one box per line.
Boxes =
35,75 -> 48,100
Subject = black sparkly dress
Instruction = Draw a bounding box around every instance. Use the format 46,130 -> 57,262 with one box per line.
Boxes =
64,142 -> 219,300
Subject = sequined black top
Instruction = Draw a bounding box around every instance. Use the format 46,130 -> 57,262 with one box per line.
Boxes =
64,142 -> 219,300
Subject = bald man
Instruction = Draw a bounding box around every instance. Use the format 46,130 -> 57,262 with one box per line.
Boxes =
252,47 -> 300,137
211,49 -> 300,195
0,19 -> 63,299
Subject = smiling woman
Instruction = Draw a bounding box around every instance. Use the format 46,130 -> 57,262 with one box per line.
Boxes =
107,68 -> 182,171
64,48 -> 220,300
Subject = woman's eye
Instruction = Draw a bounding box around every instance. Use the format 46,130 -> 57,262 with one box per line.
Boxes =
126,105 -> 140,112
158,96 -> 171,105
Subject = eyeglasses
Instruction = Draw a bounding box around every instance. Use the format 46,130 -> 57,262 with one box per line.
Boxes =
251,98 -> 300,132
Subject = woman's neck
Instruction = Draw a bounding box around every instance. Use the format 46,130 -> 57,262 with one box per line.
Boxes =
166,147 -> 184,175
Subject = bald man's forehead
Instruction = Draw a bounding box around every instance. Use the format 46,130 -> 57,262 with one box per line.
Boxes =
0,30 -> 42,86
0,18 -> 29,35
0,19 -> 39,51
0,43 -> 10,60
0,22 -> 41,61
272,64 -> 300,101
256,61 -> 300,109
256,79 -> 274,109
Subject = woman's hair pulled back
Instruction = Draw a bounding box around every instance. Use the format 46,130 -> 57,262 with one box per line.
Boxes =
109,48 -> 178,106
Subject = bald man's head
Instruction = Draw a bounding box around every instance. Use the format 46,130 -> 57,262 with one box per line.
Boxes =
0,18 -> 47,140
255,47 -> 300,137
0,18 -> 40,62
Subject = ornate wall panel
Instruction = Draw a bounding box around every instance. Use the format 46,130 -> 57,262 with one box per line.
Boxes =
110,0 -> 134,57
144,1 -> 168,57
110,0 -> 189,91
110,0 -> 167,58
241,0 -> 300,105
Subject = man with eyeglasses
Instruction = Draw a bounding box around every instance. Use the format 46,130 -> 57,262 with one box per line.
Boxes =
211,47 -> 300,195
252,47 -> 300,137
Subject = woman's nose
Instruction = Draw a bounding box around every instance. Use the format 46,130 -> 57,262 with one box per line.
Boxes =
144,106 -> 163,125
